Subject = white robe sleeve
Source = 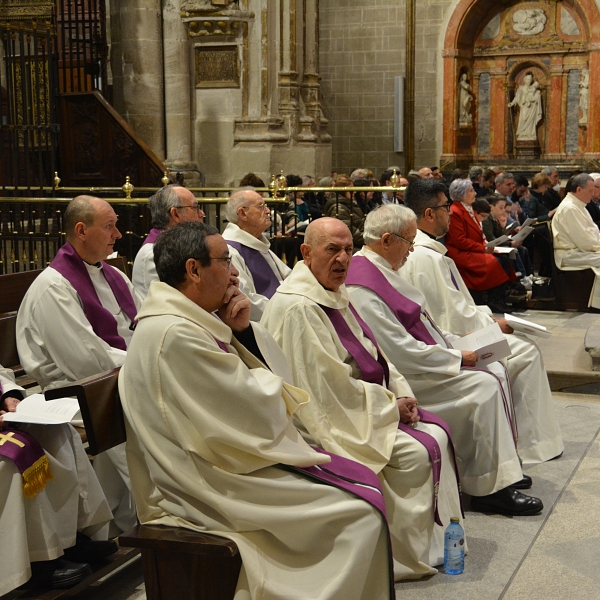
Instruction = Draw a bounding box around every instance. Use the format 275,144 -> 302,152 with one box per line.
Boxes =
131,243 -> 157,299
229,246 -> 271,321
0,365 -> 24,399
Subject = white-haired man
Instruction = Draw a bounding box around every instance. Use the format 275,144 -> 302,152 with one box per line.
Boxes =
223,188 -> 291,320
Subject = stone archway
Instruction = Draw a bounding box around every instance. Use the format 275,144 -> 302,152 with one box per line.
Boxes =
440,0 -> 600,170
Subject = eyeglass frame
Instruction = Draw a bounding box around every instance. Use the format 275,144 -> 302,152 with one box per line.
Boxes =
389,232 -> 415,249
428,201 -> 453,212
208,255 -> 232,267
242,202 -> 268,211
173,203 -> 203,213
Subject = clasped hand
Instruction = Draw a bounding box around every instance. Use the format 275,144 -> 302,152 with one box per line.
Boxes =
397,396 -> 419,426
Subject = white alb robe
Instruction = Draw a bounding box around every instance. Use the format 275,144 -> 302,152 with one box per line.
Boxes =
261,261 -> 464,580
402,229 -> 564,465
17,261 -> 142,534
223,223 -> 291,320
120,281 -> 392,600
552,192 -> 600,308
131,242 -> 157,299
0,367 -> 112,595
347,248 -> 523,495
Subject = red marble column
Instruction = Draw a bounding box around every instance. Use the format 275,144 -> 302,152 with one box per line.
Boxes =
489,73 -> 507,158
546,62 -> 564,156
585,50 -> 600,153
442,53 -> 458,156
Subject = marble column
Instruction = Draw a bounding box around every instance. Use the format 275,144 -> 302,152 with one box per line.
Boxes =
546,60 -> 564,157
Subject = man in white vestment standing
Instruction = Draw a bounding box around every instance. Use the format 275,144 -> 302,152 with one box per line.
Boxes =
119,222 -> 394,600
0,365 -> 114,593
132,184 -> 205,298
223,188 -> 291,320
402,179 -> 563,466
17,196 -> 141,535
345,204 -> 543,516
552,173 -> 600,308
261,217 -> 464,581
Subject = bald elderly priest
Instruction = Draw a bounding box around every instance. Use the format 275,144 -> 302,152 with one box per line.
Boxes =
401,179 -> 563,467
119,222 -> 394,600
17,196 -> 141,534
223,188 -> 291,320
262,217 -> 464,581
346,204 -> 542,516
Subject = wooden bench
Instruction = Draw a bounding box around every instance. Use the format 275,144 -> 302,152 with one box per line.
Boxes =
0,269 -> 42,314
46,369 -> 241,600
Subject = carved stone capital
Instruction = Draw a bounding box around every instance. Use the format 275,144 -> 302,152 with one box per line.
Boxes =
181,9 -> 254,38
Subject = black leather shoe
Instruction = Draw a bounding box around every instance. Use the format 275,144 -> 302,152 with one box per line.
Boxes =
62,532 -> 119,563
511,475 -> 532,490
30,558 -> 92,589
470,487 -> 543,516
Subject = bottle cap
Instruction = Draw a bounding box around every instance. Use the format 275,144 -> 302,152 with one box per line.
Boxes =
450,517 -> 460,522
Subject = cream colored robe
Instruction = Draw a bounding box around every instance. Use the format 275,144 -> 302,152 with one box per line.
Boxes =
0,367 -> 112,595
119,281 -> 392,600
348,248 -> 523,495
223,223 -> 291,321
261,261 -> 464,580
131,242 -> 157,299
402,229 -> 564,466
552,192 -> 600,308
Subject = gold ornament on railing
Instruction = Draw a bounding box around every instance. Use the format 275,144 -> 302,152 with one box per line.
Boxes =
53,172 -> 61,188
277,170 -> 287,190
390,169 -> 399,188
161,171 -> 170,187
268,174 -> 278,197
122,176 -> 134,199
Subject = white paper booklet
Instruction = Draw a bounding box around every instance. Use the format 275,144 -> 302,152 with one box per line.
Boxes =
510,225 -> 534,243
452,322 -> 511,366
504,314 -> 551,338
2,394 -> 80,425
522,217 -> 538,227
493,246 -> 517,258
485,235 -> 510,249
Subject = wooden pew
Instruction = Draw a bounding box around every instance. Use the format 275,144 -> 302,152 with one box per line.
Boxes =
0,270 -> 43,314
46,369 -> 241,600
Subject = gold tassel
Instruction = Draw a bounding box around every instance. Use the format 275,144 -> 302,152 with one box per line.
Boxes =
22,455 -> 54,498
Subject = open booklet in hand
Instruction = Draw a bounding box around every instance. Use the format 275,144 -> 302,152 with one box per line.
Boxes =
504,314 -> 551,338
1,394 -> 80,425
452,322 -> 511,366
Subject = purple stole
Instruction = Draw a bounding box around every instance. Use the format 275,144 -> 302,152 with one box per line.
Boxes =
50,242 -> 138,351
226,241 -> 281,299
142,228 -> 162,246
345,255 -> 437,345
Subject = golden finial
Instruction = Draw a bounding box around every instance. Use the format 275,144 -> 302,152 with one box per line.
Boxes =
390,168 -> 399,188
122,176 -> 134,199
161,171 -> 170,187
277,170 -> 287,190
53,172 -> 61,188
269,174 -> 278,197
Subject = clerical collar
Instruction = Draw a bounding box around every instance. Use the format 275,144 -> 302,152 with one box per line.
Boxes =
83,260 -> 102,268
418,228 -> 437,241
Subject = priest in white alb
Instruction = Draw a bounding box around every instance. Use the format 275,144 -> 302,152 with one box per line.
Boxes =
345,204 -> 543,516
120,222 -> 394,600
224,188 -> 291,320
401,178 -> 563,466
261,217 -> 464,581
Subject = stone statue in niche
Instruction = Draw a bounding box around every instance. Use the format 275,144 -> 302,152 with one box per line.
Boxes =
512,9 -> 547,36
458,73 -> 474,127
579,69 -> 589,125
508,72 -> 542,142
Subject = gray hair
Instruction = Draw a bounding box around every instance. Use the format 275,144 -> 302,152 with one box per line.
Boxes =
318,176 -> 334,187
590,172 -> 600,181
149,185 -> 187,230
541,166 -> 558,176
226,187 -> 258,223
350,169 -> 369,181
469,166 -> 483,181
495,172 -> 515,186
572,173 -> 593,191
363,204 -> 417,245
448,178 -> 473,202
154,221 -> 219,289
64,195 -> 101,238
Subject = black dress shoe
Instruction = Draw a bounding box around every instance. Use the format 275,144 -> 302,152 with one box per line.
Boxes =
30,558 -> 92,589
62,532 -> 119,563
470,487 -> 543,516
511,475 -> 532,490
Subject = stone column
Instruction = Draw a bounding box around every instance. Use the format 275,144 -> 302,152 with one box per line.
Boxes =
546,59 -> 564,157
489,64 -> 507,158
586,49 -> 600,155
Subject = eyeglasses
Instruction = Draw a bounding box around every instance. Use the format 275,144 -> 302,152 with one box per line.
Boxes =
174,204 -> 203,213
430,202 -> 452,212
243,202 -> 268,211
390,233 -> 415,249
209,256 -> 232,267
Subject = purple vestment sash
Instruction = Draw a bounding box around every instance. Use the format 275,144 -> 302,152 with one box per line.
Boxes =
346,255 -> 438,346
320,303 -> 390,387
226,241 -> 281,299
50,242 -> 138,351
142,228 -> 162,246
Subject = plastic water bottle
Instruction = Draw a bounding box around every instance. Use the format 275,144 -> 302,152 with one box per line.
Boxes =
444,517 -> 465,575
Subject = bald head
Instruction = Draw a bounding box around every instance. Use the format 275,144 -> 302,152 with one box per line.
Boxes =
64,195 -> 105,239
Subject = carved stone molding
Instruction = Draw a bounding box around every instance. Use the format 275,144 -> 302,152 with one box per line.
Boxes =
233,116 -> 289,143
0,0 -> 54,24
181,9 -> 254,38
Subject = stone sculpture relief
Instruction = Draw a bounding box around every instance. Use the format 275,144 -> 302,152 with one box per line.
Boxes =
579,69 -> 589,125
458,73 -> 474,127
508,72 -> 542,142
512,9 -> 547,36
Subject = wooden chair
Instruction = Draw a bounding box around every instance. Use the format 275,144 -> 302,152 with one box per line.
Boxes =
46,369 -> 241,600
0,269 -> 43,314
105,255 -> 131,280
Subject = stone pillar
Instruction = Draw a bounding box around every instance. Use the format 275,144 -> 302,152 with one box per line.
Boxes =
489,66 -> 507,158
110,0 -> 165,161
546,60 -> 564,157
586,49 -> 600,155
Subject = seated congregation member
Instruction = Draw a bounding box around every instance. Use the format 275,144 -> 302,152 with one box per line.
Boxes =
119,222 -> 393,600
132,185 -> 205,298
528,174 -> 556,222
17,195 -> 140,534
223,188 -> 291,321
552,173 -> 600,309
262,217 -> 464,581
401,179 -> 564,466
0,365 -> 115,593
345,205 -> 542,515
445,178 -> 515,314
586,173 -> 600,228
324,175 -> 366,247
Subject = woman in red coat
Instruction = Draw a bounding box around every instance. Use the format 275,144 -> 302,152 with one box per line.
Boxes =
445,179 -> 515,313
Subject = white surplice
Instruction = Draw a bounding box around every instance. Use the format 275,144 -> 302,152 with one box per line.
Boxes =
402,229 -> 564,466
552,192 -> 600,308
261,261 -> 464,581
0,367 -> 112,595
223,223 -> 291,321
119,281 -> 391,600
16,261 -> 142,534
131,242 -> 157,299
347,248 -> 522,496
